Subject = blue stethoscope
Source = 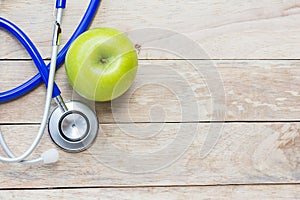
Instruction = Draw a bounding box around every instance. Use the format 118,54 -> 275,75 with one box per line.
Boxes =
0,0 -> 101,164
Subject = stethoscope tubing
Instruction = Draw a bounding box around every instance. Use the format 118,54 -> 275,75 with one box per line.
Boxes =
0,17 -> 61,98
0,0 -> 101,102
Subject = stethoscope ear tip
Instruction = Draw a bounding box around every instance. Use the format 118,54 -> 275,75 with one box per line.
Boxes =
41,148 -> 59,164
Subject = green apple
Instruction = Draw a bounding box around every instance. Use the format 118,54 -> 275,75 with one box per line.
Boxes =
65,27 -> 138,101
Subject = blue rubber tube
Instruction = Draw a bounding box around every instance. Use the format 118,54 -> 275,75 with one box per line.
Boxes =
0,17 -> 61,98
0,0 -> 101,102
56,0 -> 67,8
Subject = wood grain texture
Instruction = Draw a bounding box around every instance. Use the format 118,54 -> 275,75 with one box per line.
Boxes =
1,0 -> 300,197
0,122 -> 299,188
1,60 -> 300,123
1,0 -> 300,59
0,185 -> 299,200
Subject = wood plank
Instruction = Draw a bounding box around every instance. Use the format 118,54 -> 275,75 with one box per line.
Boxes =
1,60 -> 300,123
0,122 -> 299,188
0,185 -> 299,199
1,0 -> 300,59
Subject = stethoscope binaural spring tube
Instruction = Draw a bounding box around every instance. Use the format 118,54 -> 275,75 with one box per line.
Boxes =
0,0 -> 101,102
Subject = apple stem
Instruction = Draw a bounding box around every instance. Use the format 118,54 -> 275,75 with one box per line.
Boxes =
100,58 -> 107,63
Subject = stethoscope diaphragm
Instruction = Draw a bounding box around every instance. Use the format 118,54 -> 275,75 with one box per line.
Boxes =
48,101 -> 98,152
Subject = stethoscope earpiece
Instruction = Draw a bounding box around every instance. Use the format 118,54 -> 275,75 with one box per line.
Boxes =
41,149 -> 60,164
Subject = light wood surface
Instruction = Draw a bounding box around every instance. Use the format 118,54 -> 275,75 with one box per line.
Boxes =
0,122 -> 299,188
1,60 -> 300,123
0,185 -> 299,200
1,0 -> 300,199
1,0 -> 300,59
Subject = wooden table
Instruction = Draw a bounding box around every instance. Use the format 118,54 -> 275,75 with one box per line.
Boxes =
1,1 -> 300,199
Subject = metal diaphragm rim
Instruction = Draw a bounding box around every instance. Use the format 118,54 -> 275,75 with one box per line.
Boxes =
48,100 -> 99,152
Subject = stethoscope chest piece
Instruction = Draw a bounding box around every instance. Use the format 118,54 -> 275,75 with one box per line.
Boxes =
48,101 -> 98,152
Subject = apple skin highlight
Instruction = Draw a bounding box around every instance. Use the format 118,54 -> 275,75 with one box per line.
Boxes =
65,27 -> 138,102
